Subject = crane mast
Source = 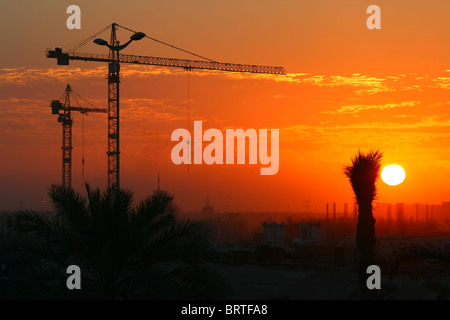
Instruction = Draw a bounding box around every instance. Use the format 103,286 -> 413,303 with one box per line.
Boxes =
107,24 -> 120,191
47,23 -> 285,192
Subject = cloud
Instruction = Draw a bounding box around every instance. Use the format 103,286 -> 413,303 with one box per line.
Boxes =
280,117 -> 450,168
433,77 -> 450,89
323,101 -> 420,114
0,66 -> 183,86
2,66 -> 450,98
282,116 -> 450,144
121,98 -> 185,122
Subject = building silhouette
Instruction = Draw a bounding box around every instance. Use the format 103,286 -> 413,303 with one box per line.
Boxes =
201,193 -> 214,216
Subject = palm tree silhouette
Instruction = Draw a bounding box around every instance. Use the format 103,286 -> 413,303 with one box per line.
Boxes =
344,150 -> 382,295
390,245 -> 450,277
6,184 -> 228,299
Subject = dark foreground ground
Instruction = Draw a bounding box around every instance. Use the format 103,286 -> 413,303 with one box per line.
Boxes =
208,263 -> 450,300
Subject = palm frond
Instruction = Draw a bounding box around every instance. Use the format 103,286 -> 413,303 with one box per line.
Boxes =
5,183 -> 226,299
135,190 -> 177,223
143,219 -> 212,262
414,245 -> 450,264
389,244 -> 450,280
48,184 -> 91,233
344,149 -> 382,203
8,210 -> 55,238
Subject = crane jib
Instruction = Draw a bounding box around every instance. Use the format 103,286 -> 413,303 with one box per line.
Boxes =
46,48 -> 286,75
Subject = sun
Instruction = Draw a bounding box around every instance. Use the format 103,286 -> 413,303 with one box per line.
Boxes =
381,164 -> 406,186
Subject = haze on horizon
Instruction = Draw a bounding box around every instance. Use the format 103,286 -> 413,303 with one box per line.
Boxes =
0,1 -> 449,214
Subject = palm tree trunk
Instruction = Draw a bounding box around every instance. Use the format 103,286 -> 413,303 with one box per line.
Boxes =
356,202 -> 376,294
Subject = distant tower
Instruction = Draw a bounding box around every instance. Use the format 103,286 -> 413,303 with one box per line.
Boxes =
396,203 -> 405,234
201,193 -> 214,216
154,171 -> 161,193
333,203 -> 336,220
344,203 -> 348,219
387,203 -> 393,234
396,203 -> 404,221
426,204 -> 429,222
353,203 -> 357,222
415,203 -> 419,223
326,203 -> 329,220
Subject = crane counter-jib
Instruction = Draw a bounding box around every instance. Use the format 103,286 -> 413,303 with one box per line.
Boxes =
46,48 -> 286,75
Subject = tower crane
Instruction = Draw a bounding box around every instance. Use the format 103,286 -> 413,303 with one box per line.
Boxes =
51,84 -> 107,189
46,23 -> 286,192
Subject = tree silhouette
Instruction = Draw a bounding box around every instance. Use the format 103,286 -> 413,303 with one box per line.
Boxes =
390,244 -> 450,278
344,150 -> 382,295
4,184 -> 229,299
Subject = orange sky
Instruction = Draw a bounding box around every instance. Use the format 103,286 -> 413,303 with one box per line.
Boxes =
0,1 -> 449,213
